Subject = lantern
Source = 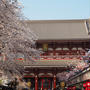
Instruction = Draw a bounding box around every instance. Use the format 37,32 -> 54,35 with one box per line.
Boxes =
60,81 -> 65,87
72,86 -> 76,90
83,83 -> 87,88
86,82 -> 90,87
83,82 -> 90,90
67,87 -> 70,90
69,87 -> 72,90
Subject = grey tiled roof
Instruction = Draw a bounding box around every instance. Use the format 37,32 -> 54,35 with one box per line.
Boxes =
27,19 -> 90,40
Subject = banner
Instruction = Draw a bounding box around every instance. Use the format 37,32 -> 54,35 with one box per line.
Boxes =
43,44 -> 48,51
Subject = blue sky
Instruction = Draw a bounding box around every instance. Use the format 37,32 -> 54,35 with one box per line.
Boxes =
19,0 -> 90,20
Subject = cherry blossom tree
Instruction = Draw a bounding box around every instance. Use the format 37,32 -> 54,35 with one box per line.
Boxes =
0,0 -> 39,77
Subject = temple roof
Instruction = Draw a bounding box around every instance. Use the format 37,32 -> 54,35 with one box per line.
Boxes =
27,19 -> 90,41
25,59 -> 80,68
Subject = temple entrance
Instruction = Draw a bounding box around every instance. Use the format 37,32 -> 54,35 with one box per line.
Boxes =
38,77 -> 53,90
24,66 -> 70,90
24,76 -> 55,90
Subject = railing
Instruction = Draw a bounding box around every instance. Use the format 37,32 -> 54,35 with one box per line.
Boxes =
39,55 -> 83,60
41,50 -> 85,56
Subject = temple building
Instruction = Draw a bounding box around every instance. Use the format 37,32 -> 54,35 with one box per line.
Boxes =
24,19 -> 90,90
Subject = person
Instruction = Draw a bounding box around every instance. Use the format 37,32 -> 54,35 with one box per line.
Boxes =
76,88 -> 81,90
0,79 -> 2,86
7,80 -> 14,90
18,79 -> 28,90
12,78 -> 19,90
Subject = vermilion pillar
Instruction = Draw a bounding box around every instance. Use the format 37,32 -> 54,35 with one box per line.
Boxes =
53,75 -> 56,89
35,75 -> 38,90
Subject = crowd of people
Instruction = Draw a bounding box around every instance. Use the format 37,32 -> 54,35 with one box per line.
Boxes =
0,77 -> 31,90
